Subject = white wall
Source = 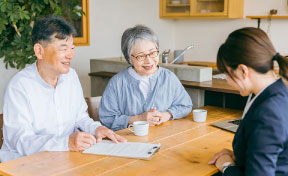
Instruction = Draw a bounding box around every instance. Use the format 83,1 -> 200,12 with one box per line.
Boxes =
1,0 -> 288,114
72,0 -> 176,101
176,0 -> 288,61
0,62 -> 18,114
0,0 -> 175,114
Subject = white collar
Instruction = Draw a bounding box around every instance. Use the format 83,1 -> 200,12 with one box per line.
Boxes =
33,62 -> 64,88
128,67 -> 151,81
242,80 -> 277,119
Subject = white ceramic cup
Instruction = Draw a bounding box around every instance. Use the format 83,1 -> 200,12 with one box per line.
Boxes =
128,121 -> 149,136
193,109 -> 207,122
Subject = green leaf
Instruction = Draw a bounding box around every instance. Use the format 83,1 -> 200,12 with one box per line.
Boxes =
7,2 -> 12,10
16,51 -> 22,56
0,0 -> 85,70
24,13 -> 30,20
0,3 -> 6,12
9,60 -> 15,68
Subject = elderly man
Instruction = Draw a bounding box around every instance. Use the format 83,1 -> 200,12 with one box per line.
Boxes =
0,16 -> 126,162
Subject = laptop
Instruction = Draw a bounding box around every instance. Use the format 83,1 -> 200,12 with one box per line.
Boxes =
211,119 -> 242,133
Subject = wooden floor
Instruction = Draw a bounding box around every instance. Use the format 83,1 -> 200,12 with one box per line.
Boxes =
0,106 -> 242,176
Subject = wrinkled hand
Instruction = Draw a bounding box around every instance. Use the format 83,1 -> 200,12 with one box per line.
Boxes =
157,111 -> 172,125
208,148 -> 235,165
95,126 -> 127,143
139,108 -> 162,126
69,132 -> 96,151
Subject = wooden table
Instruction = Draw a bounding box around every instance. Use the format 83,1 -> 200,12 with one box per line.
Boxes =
0,106 -> 242,176
181,79 -> 238,94
181,79 -> 244,109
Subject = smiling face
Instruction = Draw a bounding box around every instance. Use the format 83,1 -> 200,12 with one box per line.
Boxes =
130,39 -> 159,76
38,35 -> 75,75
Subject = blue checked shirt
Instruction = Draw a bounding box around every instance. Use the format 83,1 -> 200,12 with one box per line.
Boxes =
99,66 -> 192,131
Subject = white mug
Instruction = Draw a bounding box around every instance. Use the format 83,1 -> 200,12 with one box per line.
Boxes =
193,109 -> 207,122
128,121 -> 149,136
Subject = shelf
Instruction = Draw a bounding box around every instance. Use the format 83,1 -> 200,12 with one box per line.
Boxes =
167,3 -> 190,7
247,15 -> 288,19
160,0 -> 243,19
197,0 -> 223,2
246,15 -> 288,28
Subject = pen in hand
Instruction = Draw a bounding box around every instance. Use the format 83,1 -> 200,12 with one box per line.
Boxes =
77,127 -> 97,145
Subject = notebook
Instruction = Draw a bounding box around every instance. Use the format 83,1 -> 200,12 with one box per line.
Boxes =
83,140 -> 161,160
211,119 -> 242,133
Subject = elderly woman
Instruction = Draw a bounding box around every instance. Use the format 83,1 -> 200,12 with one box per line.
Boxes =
99,25 -> 192,131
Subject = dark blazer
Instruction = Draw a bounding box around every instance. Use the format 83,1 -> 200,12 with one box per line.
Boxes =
224,79 -> 288,176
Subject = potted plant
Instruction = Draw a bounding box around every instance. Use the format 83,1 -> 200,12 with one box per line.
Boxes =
0,0 -> 84,69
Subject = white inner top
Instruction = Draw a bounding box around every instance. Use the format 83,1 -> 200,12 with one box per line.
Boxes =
242,80 -> 277,119
128,67 -> 151,100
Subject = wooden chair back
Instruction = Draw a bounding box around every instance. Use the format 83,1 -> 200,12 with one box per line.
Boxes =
85,96 -> 102,122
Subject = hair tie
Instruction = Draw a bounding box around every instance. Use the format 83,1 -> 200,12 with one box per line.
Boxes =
272,53 -> 280,61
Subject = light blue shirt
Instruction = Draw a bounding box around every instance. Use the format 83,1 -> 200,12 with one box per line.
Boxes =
99,66 -> 193,131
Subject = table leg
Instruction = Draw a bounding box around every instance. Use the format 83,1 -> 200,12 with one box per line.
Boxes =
222,93 -> 226,108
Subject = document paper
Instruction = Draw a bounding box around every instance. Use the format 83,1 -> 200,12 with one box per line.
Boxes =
83,140 -> 161,159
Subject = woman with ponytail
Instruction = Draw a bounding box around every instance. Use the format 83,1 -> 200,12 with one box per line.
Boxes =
208,27 -> 288,176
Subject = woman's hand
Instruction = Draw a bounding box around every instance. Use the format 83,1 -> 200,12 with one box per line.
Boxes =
129,108 -> 172,126
215,154 -> 235,172
208,148 -> 235,164
139,108 -> 162,126
208,149 -> 235,164
142,109 -> 172,126
209,148 -> 235,172
129,108 -> 162,126
157,111 -> 172,125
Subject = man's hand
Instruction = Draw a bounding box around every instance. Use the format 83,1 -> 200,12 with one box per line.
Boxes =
69,132 -> 96,151
95,126 -> 127,143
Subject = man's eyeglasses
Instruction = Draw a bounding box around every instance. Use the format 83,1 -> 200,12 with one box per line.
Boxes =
131,50 -> 159,62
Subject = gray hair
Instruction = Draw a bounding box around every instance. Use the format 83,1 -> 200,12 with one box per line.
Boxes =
121,25 -> 159,65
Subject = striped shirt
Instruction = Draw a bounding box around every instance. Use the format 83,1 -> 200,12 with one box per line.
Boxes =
99,66 -> 193,131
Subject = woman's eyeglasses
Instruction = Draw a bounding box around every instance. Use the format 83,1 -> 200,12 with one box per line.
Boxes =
131,50 -> 159,62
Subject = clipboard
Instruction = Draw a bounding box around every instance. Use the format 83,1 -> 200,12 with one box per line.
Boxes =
83,140 -> 161,160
